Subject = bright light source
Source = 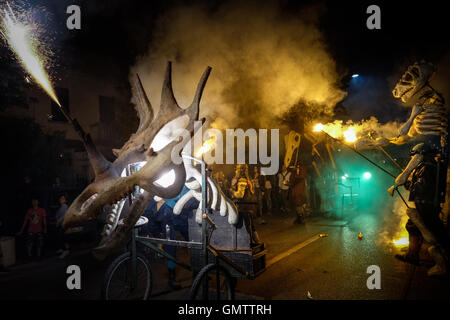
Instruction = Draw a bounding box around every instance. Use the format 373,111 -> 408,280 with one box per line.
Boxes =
363,172 -> 371,179
313,123 -> 325,132
352,74 -> 359,78
343,127 -> 357,143
344,173 -> 349,177
341,176 -> 347,180
154,169 -> 176,188
393,237 -> 409,247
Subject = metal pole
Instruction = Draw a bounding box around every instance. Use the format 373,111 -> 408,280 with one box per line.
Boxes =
201,161 -> 209,300
201,161 -> 208,266
377,145 -> 404,172
182,154 -> 209,299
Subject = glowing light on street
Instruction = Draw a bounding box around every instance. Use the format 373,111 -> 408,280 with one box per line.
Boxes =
0,3 -> 61,106
363,172 -> 372,179
352,74 -> 359,78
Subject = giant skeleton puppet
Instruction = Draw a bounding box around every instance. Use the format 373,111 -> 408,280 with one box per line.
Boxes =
356,61 -> 449,276
62,62 -> 239,260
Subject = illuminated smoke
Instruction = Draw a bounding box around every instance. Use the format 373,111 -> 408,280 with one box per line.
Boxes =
312,117 -> 402,142
130,1 -> 346,129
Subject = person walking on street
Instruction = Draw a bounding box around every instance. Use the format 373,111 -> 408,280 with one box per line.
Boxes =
17,198 -> 47,259
277,165 -> 292,215
55,195 -> 70,259
252,166 -> 265,224
262,173 -> 273,216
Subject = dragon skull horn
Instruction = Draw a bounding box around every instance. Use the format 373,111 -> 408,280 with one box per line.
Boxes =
84,134 -> 112,177
134,73 -> 154,134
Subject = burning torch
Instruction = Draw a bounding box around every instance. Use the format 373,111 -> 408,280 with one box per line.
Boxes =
313,123 -> 411,208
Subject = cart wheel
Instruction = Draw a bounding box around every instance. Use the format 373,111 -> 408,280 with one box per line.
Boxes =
102,252 -> 152,300
189,263 -> 235,300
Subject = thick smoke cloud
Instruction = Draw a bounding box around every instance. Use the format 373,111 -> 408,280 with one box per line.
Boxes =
130,1 -> 346,130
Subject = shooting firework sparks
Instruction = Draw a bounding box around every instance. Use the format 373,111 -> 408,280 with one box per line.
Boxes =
0,2 -> 60,106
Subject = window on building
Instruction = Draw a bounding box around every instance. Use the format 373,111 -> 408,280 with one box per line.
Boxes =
50,87 -> 69,122
99,96 -> 115,123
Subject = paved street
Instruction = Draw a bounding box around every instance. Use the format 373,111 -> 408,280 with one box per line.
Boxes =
1,211 -> 449,300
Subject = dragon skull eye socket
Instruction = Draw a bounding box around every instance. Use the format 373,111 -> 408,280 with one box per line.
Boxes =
153,169 -> 176,188
124,161 -> 146,176
150,115 -> 189,152
410,67 -> 419,77
122,162 -> 177,189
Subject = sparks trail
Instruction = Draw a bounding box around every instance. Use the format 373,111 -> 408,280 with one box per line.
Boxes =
0,2 -> 88,143
0,2 -> 60,106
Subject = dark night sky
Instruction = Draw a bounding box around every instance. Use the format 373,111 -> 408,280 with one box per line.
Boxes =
6,0 -> 450,121
322,1 -> 450,74
58,0 -> 450,78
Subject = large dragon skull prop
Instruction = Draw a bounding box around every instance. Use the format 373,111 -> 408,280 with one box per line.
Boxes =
63,62 -> 239,260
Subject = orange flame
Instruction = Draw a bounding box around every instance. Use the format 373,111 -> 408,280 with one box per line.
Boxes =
313,121 -> 360,143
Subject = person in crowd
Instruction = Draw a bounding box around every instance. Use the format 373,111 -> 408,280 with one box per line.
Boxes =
142,186 -> 192,290
49,176 -> 63,218
252,166 -> 265,224
16,176 -> 35,232
143,198 -> 178,289
230,164 -> 262,245
17,198 -> 47,259
55,194 -> 70,259
213,171 -> 223,189
277,165 -> 292,214
290,163 -> 309,224
262,173 -> 273,216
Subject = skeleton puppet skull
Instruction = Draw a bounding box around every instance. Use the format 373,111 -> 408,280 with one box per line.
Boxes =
392,61 -> 436,103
